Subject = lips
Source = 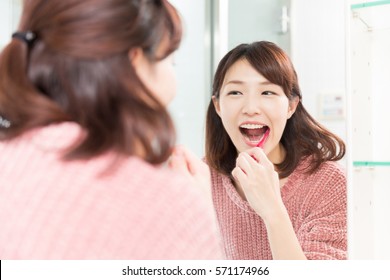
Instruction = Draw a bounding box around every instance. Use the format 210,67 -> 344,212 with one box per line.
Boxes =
239,123 -> 270,147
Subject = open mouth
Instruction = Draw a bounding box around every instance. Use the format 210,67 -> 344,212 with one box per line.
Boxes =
239,124 -> 270,146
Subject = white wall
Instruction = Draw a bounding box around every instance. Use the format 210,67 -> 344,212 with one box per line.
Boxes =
291,0 -> 347,145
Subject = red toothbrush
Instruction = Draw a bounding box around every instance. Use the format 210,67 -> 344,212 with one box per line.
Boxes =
257,129 -> 270,148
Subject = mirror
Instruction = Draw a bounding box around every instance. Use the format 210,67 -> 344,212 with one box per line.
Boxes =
207,0 -> 351,258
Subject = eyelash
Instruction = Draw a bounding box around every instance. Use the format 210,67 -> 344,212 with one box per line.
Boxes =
227,91 -> 242,95
227,91 -> 275,96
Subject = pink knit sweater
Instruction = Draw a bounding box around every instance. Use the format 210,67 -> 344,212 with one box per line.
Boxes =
0,123 -> 223,259
210,158 -> 347,260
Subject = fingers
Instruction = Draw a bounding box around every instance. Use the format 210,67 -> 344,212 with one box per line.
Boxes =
235,152 -> 254,175
169,146 -> 210,178
176,146 -> 203,175
232,166 -> 247,183
233,147 -> 275,179
246,147 -> 274,169
168,147 -> 190,173
235,148 -> 269,171
170,146 -> 212,203
173,146 -> 205,175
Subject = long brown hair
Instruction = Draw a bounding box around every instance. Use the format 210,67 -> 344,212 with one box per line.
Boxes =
0,0 -> 182,164
206,41 -> 345,178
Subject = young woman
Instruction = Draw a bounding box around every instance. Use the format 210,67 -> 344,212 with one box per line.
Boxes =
0,0 -> 222,259
205,41 -> 347,260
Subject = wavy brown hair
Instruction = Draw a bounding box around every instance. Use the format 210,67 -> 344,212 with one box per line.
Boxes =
0,0 -> 182,164
206,41 -> 345,179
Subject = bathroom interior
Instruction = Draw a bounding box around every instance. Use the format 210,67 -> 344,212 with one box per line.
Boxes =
1,0 -> 389,259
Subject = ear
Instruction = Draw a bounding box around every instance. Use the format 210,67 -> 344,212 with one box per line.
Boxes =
212,96 -> 221,117
128,47 -> 144,67
287,96 -> 299,119
128,47 -> 150,83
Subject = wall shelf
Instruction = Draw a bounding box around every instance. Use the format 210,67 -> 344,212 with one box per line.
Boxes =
353,161 -> 390,167
351,1 -> 390,10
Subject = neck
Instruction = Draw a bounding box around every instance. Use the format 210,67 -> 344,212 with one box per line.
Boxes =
267,143 -> 286,165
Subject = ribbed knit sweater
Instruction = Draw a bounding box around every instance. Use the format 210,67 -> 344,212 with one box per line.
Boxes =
0,123 -> 223,259
210,158 -> 347,260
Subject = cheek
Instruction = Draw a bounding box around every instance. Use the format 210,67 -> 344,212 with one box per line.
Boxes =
220,113 -> 234,134
267,104 -> 290,133
163,67 -> 177,104
219,102 -> 239,134
152,64 -> 177,105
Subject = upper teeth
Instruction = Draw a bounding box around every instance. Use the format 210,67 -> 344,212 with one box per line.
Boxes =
240,124 -> 264,129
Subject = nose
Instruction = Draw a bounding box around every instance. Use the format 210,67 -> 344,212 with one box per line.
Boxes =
242,95 -> 262,116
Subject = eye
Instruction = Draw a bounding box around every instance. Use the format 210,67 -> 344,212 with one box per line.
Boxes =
261,91 -> 275,96
227,91 -> 242,96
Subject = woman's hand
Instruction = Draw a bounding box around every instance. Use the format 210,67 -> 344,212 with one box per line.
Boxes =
168,146 -> 212,204
232,147 -> 307,259
232,147 -> 284,222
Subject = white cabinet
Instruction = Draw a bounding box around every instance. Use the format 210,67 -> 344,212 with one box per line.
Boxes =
348,0 -> 390,259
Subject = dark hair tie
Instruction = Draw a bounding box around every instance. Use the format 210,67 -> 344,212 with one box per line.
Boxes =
12,31 -> 37,46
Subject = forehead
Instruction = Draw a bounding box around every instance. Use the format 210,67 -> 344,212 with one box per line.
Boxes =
223,59 -> 269,85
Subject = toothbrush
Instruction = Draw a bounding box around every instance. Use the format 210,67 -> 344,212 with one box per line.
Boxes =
257,129 -> 270,148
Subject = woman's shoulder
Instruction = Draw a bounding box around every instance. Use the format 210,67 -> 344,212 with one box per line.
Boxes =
7,122 -> 193,190
313,160 -> 346,184
295,158 -> 346,199
2,121 -> 83,148
297,157 -> 346,181
287,158 -> 346,198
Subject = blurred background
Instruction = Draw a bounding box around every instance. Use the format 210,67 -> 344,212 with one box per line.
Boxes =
1,0 -> 390,260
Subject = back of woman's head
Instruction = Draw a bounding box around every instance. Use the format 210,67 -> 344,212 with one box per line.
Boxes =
0,0 -> 182,163
206,41 -> 345,178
